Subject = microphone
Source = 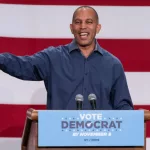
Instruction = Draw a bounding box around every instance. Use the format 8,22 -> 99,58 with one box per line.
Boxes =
75,94 -> 84,110
88,93 -> 97,110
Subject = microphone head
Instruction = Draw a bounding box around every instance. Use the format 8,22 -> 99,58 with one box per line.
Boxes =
88,93 -> 97,101
75,94 -> 84,101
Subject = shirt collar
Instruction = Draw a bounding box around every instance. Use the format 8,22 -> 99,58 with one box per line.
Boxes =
68,39 -> 104,55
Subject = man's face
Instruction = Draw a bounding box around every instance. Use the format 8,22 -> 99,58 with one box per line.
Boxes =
70,8 -> 101,47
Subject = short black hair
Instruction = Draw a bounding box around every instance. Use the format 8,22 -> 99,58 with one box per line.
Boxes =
72,6 -> 99,23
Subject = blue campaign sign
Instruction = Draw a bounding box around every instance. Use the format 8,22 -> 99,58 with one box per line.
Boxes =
38,110 -> 144,147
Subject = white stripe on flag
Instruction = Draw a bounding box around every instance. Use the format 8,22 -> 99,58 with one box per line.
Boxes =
0,71 -> 150,105
0,4 -> 150,39
0,138 -> 150,150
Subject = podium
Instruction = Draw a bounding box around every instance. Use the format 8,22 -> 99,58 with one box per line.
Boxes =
21,108 -> 150,150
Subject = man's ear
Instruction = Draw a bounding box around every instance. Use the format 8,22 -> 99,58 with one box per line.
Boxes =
96,24 -> 101,34
70,24 -> 74,34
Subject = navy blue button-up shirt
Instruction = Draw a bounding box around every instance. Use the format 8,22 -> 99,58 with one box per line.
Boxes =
0,39 -> 133,110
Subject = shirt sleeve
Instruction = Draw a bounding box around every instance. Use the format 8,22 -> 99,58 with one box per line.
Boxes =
0,48 -> 52,81
111,62 -> 134,110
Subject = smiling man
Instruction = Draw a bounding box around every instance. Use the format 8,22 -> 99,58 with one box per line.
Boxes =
0,6 -> 134,110
70,6 -> 101,58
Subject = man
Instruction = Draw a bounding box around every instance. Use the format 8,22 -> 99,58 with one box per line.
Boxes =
0,6 -> 133,110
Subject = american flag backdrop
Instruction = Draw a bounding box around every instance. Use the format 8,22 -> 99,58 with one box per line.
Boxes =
0,0 -> 150,149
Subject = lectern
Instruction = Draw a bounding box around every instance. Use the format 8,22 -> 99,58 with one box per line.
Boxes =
21,108 -> 150,150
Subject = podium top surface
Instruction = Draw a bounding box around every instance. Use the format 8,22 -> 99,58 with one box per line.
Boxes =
26,108 -> 150,121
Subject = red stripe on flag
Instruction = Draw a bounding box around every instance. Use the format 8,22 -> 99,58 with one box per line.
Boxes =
0,0 -> 150,6
0,104 -> 46,138
0,37 -> 150,71
0,104 -> 149,137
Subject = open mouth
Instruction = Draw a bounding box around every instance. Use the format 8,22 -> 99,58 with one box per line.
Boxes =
79,32 -> 89,39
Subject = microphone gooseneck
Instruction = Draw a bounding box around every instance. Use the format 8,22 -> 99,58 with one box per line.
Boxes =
75,94 -> 84,110
88,93 -> 97,110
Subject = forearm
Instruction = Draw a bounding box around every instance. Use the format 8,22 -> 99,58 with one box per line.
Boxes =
112,62 -> 134,110
115,100 -> 134,110
0,53 -> 42,81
